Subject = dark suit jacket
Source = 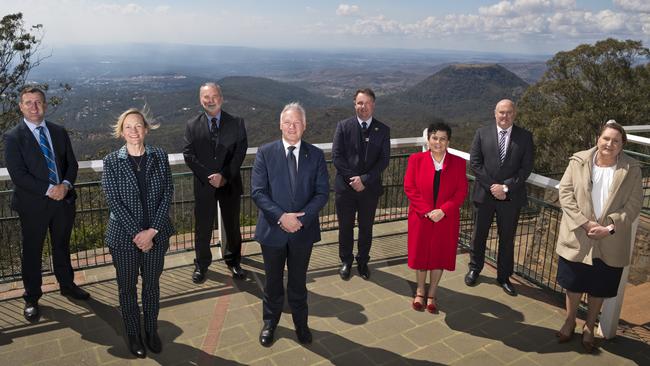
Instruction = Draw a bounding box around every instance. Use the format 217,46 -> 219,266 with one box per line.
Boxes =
102,145 -> 175,251
4,120 -> 78,213
332,116 -> 390,196
251,140 -> 329,248
469,123 -> 534,206
183,110 -> 248,196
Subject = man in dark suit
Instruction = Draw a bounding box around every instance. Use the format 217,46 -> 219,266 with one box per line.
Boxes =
183,83 -> 248,283
251,102 -> 329,347
332,88 -> 390,280
465,99 -> 534,296
4,86 -> 90,322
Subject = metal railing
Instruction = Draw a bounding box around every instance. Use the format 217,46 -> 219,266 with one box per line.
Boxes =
0,137 -> 647,302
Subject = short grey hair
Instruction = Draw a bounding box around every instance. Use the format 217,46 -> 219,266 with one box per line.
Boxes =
200,82 -> 222,96
280,102 -> 306,123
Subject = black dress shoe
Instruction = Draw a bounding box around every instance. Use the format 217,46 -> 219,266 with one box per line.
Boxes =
295,326 -> 312,345
192,267 -> 206,284
464,270 -> 479,286
358,263 -> 370,280
228,265 -> 247,280
127,334 -> 146,358
259,324 -> 275,347
339,263 -> 351,280
23,302 -> 40,323
499,279 -> 517,296
145,330 -> 162,353
60,284 -> 91,300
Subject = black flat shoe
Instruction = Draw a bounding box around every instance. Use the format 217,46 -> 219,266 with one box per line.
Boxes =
192,266 -> 206,284
296,326 -> 312,345
228,265 -> 247,280
23,301 -> 40,323
60,284 -> 90,300
259,324 -> 275,347
499,279 -> 517,296
339,263 -> 351,280
145,330 -> 162,353
464,270 -> 479,286
127,334 -> 146,358
357,263 -> 370,280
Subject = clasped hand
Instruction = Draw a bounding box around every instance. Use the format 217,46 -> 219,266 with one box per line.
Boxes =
133,228 -> 157,252
208,173 -> 227,188
279,212 -> 305,233
490,184 -> 506,200
426,209 -> 445,222
46,184 -> 68,201
582,221 -> 610,240
349,176 -> 365,192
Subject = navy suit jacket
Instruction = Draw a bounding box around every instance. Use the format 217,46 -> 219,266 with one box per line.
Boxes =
4,120 -> 78,213
332,116 -> 390,196
251,140 -> 329,247
102,145 -> 175,251
469,123 -> 534,207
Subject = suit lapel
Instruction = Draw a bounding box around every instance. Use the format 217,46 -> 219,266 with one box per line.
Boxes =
20,123 -> 49,177
117,146 -> 140,197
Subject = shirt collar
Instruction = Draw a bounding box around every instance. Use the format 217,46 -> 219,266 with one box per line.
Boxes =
23,118 -> 47,133
357,116 -> 372,126
497,124 -> 513,134
205,111 -> 222,122
282,139 -> 302,153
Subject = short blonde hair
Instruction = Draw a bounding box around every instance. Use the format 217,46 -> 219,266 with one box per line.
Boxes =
111,107 -> 159,138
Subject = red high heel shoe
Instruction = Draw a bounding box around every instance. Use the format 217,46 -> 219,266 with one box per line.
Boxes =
426,297 -> 437,314
412,294 -> 425,311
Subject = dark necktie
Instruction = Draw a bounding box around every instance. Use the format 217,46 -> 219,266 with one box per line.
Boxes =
287,146 -> 297,193
210,117 -> 219,137
36,126 -> 59,184
361,121 -> 369,161
498,130 -> 508,164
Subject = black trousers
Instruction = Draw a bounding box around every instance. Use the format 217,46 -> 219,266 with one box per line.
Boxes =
335,190 -> 379,265
19,199 -> 76,303
194,188 -> 242,269
110,240 -> 167,336
469,200 -> 522,282
261,239 -> 313,329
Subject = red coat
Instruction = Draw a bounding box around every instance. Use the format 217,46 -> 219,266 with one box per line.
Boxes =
404,151 -> 468,270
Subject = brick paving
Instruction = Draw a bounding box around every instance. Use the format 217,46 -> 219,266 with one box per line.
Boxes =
1,221 -> 648,365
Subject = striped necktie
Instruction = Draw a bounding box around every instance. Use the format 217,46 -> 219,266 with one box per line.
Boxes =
36,126 -> 59,184
498,130 -> 508,164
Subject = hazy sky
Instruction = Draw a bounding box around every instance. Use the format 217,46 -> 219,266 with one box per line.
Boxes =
3,0 -> 649,54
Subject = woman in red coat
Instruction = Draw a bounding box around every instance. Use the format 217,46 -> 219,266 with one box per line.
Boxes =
404,122 -> 468,313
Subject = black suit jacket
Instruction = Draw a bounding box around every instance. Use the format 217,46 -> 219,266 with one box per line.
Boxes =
469,123 -> 534,206
251,140 -> 329,248
332,116 -> 390,196
183,110 -> 248,196
4,120 -> 78,213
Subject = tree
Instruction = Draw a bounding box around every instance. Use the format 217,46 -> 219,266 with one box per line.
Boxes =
518,38 -> 650,173
0,13 -> 69,135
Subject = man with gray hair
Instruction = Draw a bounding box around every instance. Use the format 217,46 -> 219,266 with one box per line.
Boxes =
251,102 -> 329,347
183,83 -> 248,283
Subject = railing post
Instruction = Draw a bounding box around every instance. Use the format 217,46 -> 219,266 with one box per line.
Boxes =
598,216 -> 640,339
216,204 -> 224,259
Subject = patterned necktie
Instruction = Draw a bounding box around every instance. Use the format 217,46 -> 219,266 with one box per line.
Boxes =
287,146 -> 297,193
36,126 -> 59,184
210,117 -> 219,139
498,130 -> 508,164
362,121 -> 368,132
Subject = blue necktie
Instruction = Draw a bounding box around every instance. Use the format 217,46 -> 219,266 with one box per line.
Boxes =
498,130 -> 507,164
36,126 -> 59,184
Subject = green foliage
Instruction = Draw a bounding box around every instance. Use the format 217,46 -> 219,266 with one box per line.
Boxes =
518,38 -> 650,173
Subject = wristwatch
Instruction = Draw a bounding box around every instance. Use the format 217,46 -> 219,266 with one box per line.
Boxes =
502,185 -> 509,193
608,225 -> 616,235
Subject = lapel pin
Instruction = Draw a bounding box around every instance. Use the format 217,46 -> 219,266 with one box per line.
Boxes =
374,127 -> 378,131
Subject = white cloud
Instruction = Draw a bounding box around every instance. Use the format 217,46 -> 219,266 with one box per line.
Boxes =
94,3 -> 145,15
614,0 -> 650,13
336,4 -> 359,17
154,5 -> 171,14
